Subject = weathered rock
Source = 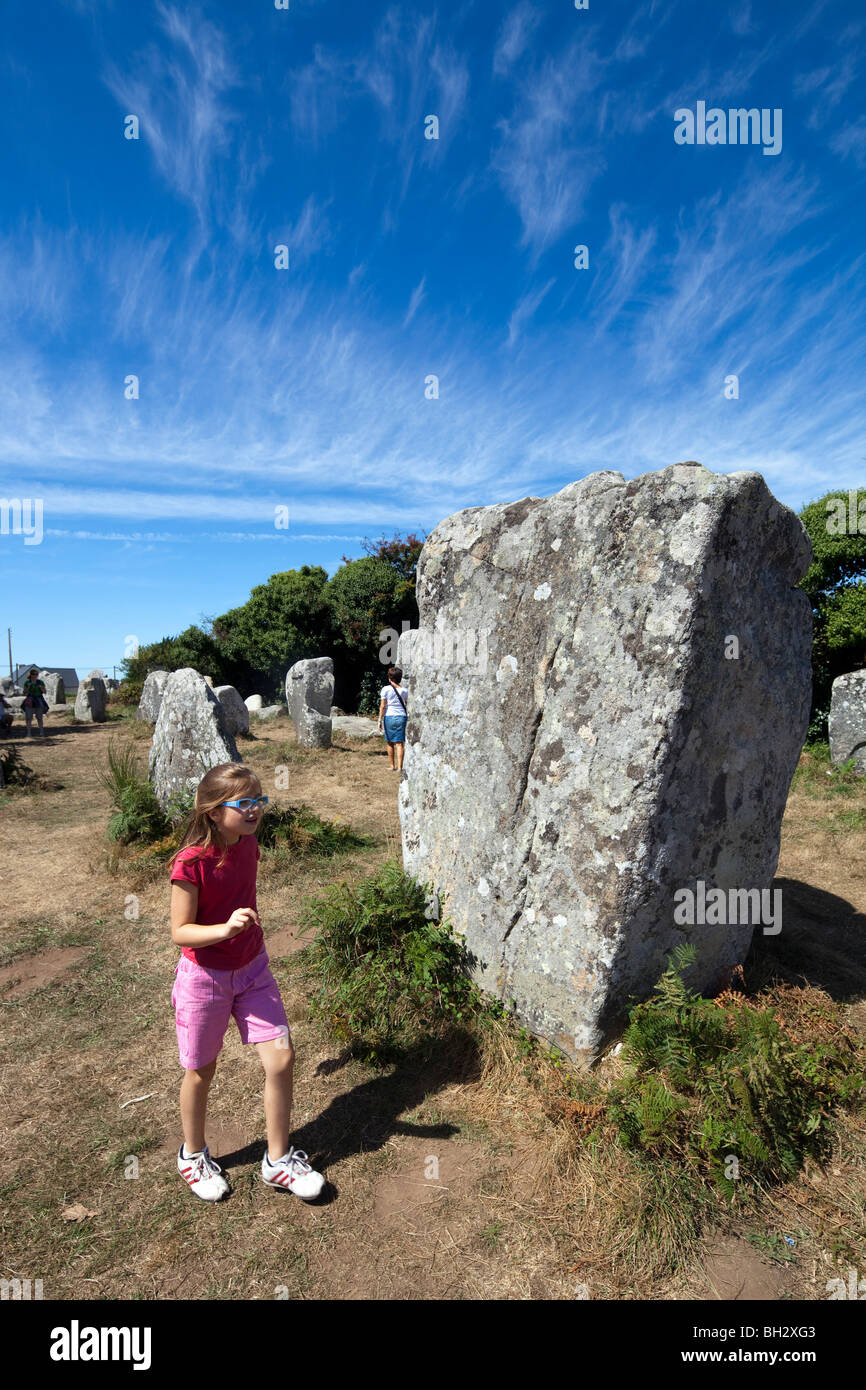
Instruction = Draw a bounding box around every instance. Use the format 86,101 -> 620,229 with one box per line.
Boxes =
0,677 -> 18,696
398,462 -> 813,1063
330,705 -> 346,716
286,658 -> 333,748
829,669 -> 866,773
149,668 -> 239,810
215,684 -> 250,736
137,670 -> 169,723
48,703 -> 69,714
245,694 -> 264,712
40,671 -> 65,705
332,714 -> 380,740
253,704 -> 282,721
4,695 -> 25,711
74,675 -> 107,723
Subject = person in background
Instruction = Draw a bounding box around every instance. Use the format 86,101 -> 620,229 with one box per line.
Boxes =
23,668 -> 47,737
377,665 -> 408,772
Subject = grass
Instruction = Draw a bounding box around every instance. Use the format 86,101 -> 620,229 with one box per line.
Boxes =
3,724 -> 865,1300
791,741 -> 865,798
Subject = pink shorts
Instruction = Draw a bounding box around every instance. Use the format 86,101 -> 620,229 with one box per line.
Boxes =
171,949 -> 290,1071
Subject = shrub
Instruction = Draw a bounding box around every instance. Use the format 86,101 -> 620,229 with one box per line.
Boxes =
298,862 -> 482,1062
607,944 -> 864,1198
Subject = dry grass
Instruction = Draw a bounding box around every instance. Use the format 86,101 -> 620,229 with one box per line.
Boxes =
0,716 -> 864,1300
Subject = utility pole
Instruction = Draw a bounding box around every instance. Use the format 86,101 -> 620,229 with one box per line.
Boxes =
7,628 -> 11,680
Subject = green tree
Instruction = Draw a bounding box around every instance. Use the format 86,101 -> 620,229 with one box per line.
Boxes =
120,625 -> 229,704
360,532 -> 425,605
798,489 -> 866,738
211,566 -> 331,698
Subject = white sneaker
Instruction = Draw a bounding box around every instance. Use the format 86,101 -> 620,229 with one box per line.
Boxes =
261,1146 -> 325,1200
177,1144 -> 230,1201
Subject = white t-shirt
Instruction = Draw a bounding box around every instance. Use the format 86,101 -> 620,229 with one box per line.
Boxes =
381,684 -> 408,716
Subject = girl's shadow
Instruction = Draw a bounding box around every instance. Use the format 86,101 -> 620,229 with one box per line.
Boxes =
217,1028 -> 482,1196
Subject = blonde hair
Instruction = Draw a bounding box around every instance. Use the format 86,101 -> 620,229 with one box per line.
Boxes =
168,763 -> 262,872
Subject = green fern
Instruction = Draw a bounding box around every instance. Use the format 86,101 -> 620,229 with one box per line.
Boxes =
608,945 -> 864,1198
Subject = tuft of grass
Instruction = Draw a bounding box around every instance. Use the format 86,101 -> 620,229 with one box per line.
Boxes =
96,738 -> 169,844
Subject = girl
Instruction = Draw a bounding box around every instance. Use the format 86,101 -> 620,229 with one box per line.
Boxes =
377,665 -> 408,772
168,762 -> 324,1203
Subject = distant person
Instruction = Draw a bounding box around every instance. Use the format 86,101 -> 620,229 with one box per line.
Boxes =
0,693 -> 13,732
22,668 -> 48,738
167,762 -> 325,1204
377,665 -> 408,772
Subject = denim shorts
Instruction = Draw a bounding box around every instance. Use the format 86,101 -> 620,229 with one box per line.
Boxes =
383,714 -> 407,744
171,949 -> 290,1071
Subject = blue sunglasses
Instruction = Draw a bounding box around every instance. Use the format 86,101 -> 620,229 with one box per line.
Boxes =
220,796 -> 269,811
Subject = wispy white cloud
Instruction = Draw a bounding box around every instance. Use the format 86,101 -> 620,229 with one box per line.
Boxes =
403,276 -> 426,327
795,53 -> 859,129
491,42 -> 608,257
830,116 -> 866,167
589,206 -> 658,336
505,279 -> 556,346
493,2 -> 540,77
101,1 -> 261,246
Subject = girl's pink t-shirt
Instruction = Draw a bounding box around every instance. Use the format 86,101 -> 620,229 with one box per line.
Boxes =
170,835 -> 264,970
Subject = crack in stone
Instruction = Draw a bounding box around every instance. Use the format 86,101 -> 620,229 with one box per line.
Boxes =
502,636 -> 563,950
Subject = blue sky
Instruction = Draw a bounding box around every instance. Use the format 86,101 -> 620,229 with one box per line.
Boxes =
2,0 -> 864,676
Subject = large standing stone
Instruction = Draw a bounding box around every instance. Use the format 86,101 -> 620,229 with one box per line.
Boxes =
40,671 -> 65,705
829,670 -> 866,773
398,462 -> 813,1063
74,675 -> 107,723
137,670 -> 169,723
149,668 -> 239,810
215,684 -> 250,736
286,658 -> 333,748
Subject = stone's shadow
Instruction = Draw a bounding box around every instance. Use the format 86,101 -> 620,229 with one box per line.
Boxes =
218,1029 -> 480,1177
746,876 -> 866,1002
